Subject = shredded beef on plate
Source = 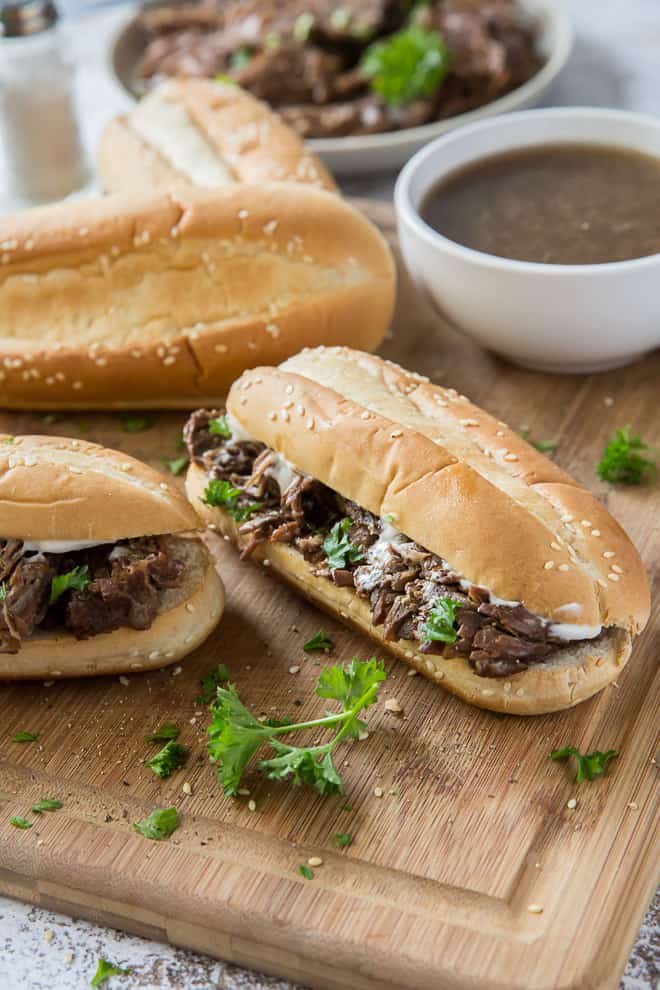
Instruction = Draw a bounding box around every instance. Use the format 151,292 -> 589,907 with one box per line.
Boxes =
186,409 -> 592,678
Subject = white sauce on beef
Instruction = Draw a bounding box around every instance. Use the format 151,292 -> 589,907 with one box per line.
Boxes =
130,91 -> 235,188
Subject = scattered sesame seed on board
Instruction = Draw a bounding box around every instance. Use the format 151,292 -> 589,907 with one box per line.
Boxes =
567,798 -> 577,810
374,787 -> 384,798
384,698 -> 403,715
527,904 -> 543,915
308,856 -> 323,867
248,800 -> 257,812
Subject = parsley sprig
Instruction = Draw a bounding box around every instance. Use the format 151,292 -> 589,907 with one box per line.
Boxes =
133,806 -> 179,840
597,427 -> 655,485
90,959 -> 132,987
550,745 -> 619,782
208,658 -> 386,797
49,565 -> 90,605
422,596 -> 460,644
361,26 -> 450,106
303,630 -> 334,653
202,479 -> 262,522
322,518 -> 365,571
195,664 -> 230,705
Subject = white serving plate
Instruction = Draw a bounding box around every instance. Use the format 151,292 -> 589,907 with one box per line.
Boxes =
109,0 -> 574,176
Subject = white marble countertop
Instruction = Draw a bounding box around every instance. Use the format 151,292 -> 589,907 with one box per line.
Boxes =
0,1 -> 658,987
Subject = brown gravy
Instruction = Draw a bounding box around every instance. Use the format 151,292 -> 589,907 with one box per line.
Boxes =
420,143 -> 660,265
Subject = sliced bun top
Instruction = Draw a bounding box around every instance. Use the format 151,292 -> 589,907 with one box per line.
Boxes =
0,435 -> 199,541
226,347 -> 649,636
99,78 -> 336,194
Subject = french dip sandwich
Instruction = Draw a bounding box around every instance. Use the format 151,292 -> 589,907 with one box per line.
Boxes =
0,186 -> 393,409
98,78 -> 336,195
184,347 -> 649,715
0,435 -> 224,679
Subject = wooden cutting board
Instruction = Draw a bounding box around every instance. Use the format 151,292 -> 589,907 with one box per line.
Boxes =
0,202 -> 657,990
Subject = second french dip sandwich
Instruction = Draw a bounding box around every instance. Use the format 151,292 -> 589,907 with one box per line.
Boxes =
184,347 -> 649,715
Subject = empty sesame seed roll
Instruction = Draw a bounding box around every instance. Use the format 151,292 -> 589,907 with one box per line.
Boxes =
186,347 -> 649,716
0,186 -> 394,409
97,79 -> 336,196
0,434 -> 224,681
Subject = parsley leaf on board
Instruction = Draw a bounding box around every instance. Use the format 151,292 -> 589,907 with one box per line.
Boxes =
335,832 -> 353,848
322,518 -> 365,571
144,741 -> 189,779
298,864 -> 314,880
209,414 -> 232,437
361,26 -> 450,106
90,958 -> 132,987
550,746 -> 619,783
11,731 -> 38,743
132,807 -> 180,841
303,630 -> 335,653
163,455 -> 189,476
119,413 -> 154,434
207,658 -> 386,798
202,479 -> 262,522
49,565 -> 90,605
0,581 -> 6,600
195,664 -> 230,705
145,721 -> 180,743
31,799 -> 62,813
9,816 -> 32,829
422,596 -> 461,644
597,427 -> 656,485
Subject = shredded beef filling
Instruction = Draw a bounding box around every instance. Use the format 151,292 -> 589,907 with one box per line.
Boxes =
186,410 -> 601,678
134,0 -> 542,139
0,537 -> 186,655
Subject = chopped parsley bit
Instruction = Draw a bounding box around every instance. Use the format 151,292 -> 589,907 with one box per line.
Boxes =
132,806 -> 180,841
175,432 -> 186,450
119,413 -> 154,433
303,630 -> 335,653
550,746 -> 619,783
49,565 -> 90,605
163,455 -> 189,476
322,518 -> 365,571
0,581 -> 6,600
195,664 -> 230,705
202,478 -> 262,522
230,46 -> 253,69
334,832 -> 353,848
298,864 -> 314,880
520,430 -> 557,453
361,25 -> 450,106
11,731 -> 38,743
10,817 -> 32,829
145,721 -> 180,743
144,740 -> 189,779
293,10 -> 315,41
209,414 -> 232,438
215,73 -> 238,86
597,427 -> 656,485
422,596 -> 461,644
208,657 -> 386,798
31,798 -> 62,813
3,436 -> 14,444
42,413 -> 62,425
90,958 -> 132,987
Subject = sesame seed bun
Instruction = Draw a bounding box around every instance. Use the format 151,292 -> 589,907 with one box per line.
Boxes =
0,188 -> 394,410
98,78 -> 336,195
0,435 -> 225,679
185,347 -> 649,714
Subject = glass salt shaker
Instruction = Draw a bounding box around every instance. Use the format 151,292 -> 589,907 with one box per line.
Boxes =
0,0 -> 86,206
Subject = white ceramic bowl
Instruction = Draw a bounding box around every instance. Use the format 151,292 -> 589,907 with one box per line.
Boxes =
394,107 -> 660,373
109,0 -> 573,176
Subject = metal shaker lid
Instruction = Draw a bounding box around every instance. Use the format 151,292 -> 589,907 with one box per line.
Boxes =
0,0 -> 58,37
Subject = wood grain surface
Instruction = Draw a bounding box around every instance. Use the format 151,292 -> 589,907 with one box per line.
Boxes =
0,202 -> 658,990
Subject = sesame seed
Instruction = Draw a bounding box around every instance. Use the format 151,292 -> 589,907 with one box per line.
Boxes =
63,952 -> 73,965
611,564 -> 623,574
608,573 -> 620,582
267,411 -> 277,422
163,356 -> 176,366
384,698 -> 403,715
460,418 -> 479,427
567,798 -> 577,810
407,669 -> 418,677
308,856 -> 323,867
591,529 -> 601,537
72,381 -> 83,390
288,666 -> 300,674
604,396 -> 614,407
214,343 -> 228,353
544,561 -> 555,570
603,551 -> 616,558
68,466 -> 82,475
495,429 -> 505,437
515,688 -> 524,697
185,603 -> 195,613
159,482 -> 169,490
357,730 -> 369,741
374,787 -> 384,798
581,519 -> 592,528
360,411 -> 371,420
481,689 -> 495,697
550,541 -> 562,551
504,452 -> 518,462
527,904 -> 543,915
182,782 -> 192,795
237,788 -> 250,796
248,799 -> 257,812
238,209 -> 249,219
561,514 -> 573,523
44,929 -> 54,943
503,682 -> 512,693
170,226 -> 180,238
281,411 -> 290,422
285,384 -> 294,395
118,676 -> 130,687
627,802 -> 638,810
558,564 -> 569,572
597,578 -> 608,588
390,429 -> 403,438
